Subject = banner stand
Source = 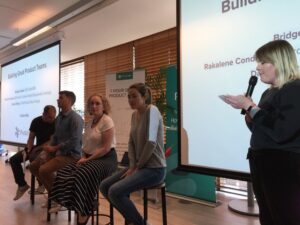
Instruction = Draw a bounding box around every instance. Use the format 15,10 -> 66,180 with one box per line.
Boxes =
165,65 -> 216,203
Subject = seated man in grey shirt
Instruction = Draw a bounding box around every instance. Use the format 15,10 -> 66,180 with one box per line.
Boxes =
29,90 -> 83,193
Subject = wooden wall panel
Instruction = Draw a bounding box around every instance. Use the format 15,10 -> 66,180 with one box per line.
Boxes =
134,28 -> 177,103
84,27 -> 177,121
84,43 -> 133,121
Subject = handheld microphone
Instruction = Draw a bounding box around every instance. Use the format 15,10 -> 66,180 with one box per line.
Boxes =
241,75 -> 258,115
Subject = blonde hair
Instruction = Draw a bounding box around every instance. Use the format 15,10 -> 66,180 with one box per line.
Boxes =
86,94 -> 111,115
255,40 -> 300,88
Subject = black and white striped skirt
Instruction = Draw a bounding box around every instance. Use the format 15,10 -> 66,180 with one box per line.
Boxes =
50,149 -> 117,216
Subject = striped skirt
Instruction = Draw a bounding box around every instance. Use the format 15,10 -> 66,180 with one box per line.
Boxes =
50,149 -> 117,216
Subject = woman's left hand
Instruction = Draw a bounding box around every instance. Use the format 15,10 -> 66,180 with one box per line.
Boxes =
221,94 -> 254,110
121,167 -> 137,178
77,157 -> 88,165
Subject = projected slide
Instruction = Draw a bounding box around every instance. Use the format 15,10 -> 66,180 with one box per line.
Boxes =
1,42 -> 60,145
179,1 -> 300,176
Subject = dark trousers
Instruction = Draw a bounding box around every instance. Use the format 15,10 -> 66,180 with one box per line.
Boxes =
10,151 -> 28,187
248,149 -> 300,225
10,147 -> 43,187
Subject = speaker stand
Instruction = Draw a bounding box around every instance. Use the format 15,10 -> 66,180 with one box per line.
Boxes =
228,182 -> 259,216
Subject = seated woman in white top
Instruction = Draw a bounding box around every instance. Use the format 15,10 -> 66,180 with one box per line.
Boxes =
50,93 -> 118,225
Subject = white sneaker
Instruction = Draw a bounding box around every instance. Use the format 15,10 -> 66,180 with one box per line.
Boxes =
48,204 -> 62,213
41,200 -> 59,208
36,185 -> 46,193
13,184 -> 30,201
41,200 -> 49,208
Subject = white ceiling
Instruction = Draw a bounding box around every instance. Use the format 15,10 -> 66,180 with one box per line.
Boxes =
0,0 -> 176,63
0,0 -> 81,49
60,0 -> 176,62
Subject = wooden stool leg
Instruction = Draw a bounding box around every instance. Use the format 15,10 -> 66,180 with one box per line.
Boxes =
68,209 -> 71,221
47,197 -> 51,221
92,212 -> 95,225
125,194 -> 130,225
91,192 -> 117,225
161,187 -> 167,225
143,189 -> 148,225
30,174 -> 35,205
91,194 -> 98,225
110,203 -> 114,225
96,192 -> 99,225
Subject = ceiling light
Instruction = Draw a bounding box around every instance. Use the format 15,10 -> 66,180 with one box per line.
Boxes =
12,26 -> 52,47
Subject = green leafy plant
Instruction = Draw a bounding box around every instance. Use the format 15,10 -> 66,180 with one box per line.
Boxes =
147,68 -> 168,122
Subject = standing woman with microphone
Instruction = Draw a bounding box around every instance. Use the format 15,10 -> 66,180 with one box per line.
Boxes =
222,40 -> 300,225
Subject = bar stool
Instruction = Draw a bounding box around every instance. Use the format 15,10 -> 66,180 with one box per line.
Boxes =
143,182 -> 167,225
91,191 -> 114,225
91,156 -> 118,225
47,194 -> 72,222
46,171 -> 117,223
29,174 -> 48,205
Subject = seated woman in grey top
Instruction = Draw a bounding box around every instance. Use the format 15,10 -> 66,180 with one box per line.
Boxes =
100,82 -> 166,225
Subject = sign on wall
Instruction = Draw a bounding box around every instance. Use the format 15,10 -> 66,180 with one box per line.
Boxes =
106,69 -> 145,161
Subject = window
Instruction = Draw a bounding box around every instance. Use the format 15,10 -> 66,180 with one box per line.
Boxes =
60,59 -> 84,117
217,177 -> 247,196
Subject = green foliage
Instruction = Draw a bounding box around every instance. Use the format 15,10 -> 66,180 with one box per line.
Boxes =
147,68 -> 168,122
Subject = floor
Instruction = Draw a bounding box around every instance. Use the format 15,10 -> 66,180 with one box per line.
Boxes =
0,154 -> 260,225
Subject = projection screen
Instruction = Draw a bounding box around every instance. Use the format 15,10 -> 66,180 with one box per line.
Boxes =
1,42 -> 60,145
178,0 -> 300,180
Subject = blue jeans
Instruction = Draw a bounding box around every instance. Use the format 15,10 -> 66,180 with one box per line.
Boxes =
100,167 -> 166,225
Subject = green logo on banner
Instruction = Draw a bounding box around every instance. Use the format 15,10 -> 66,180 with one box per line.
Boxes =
116,72 -> 133,80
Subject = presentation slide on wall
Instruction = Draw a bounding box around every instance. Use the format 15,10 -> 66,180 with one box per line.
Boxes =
180,1 -> 300,174
1,43 -> 60,145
